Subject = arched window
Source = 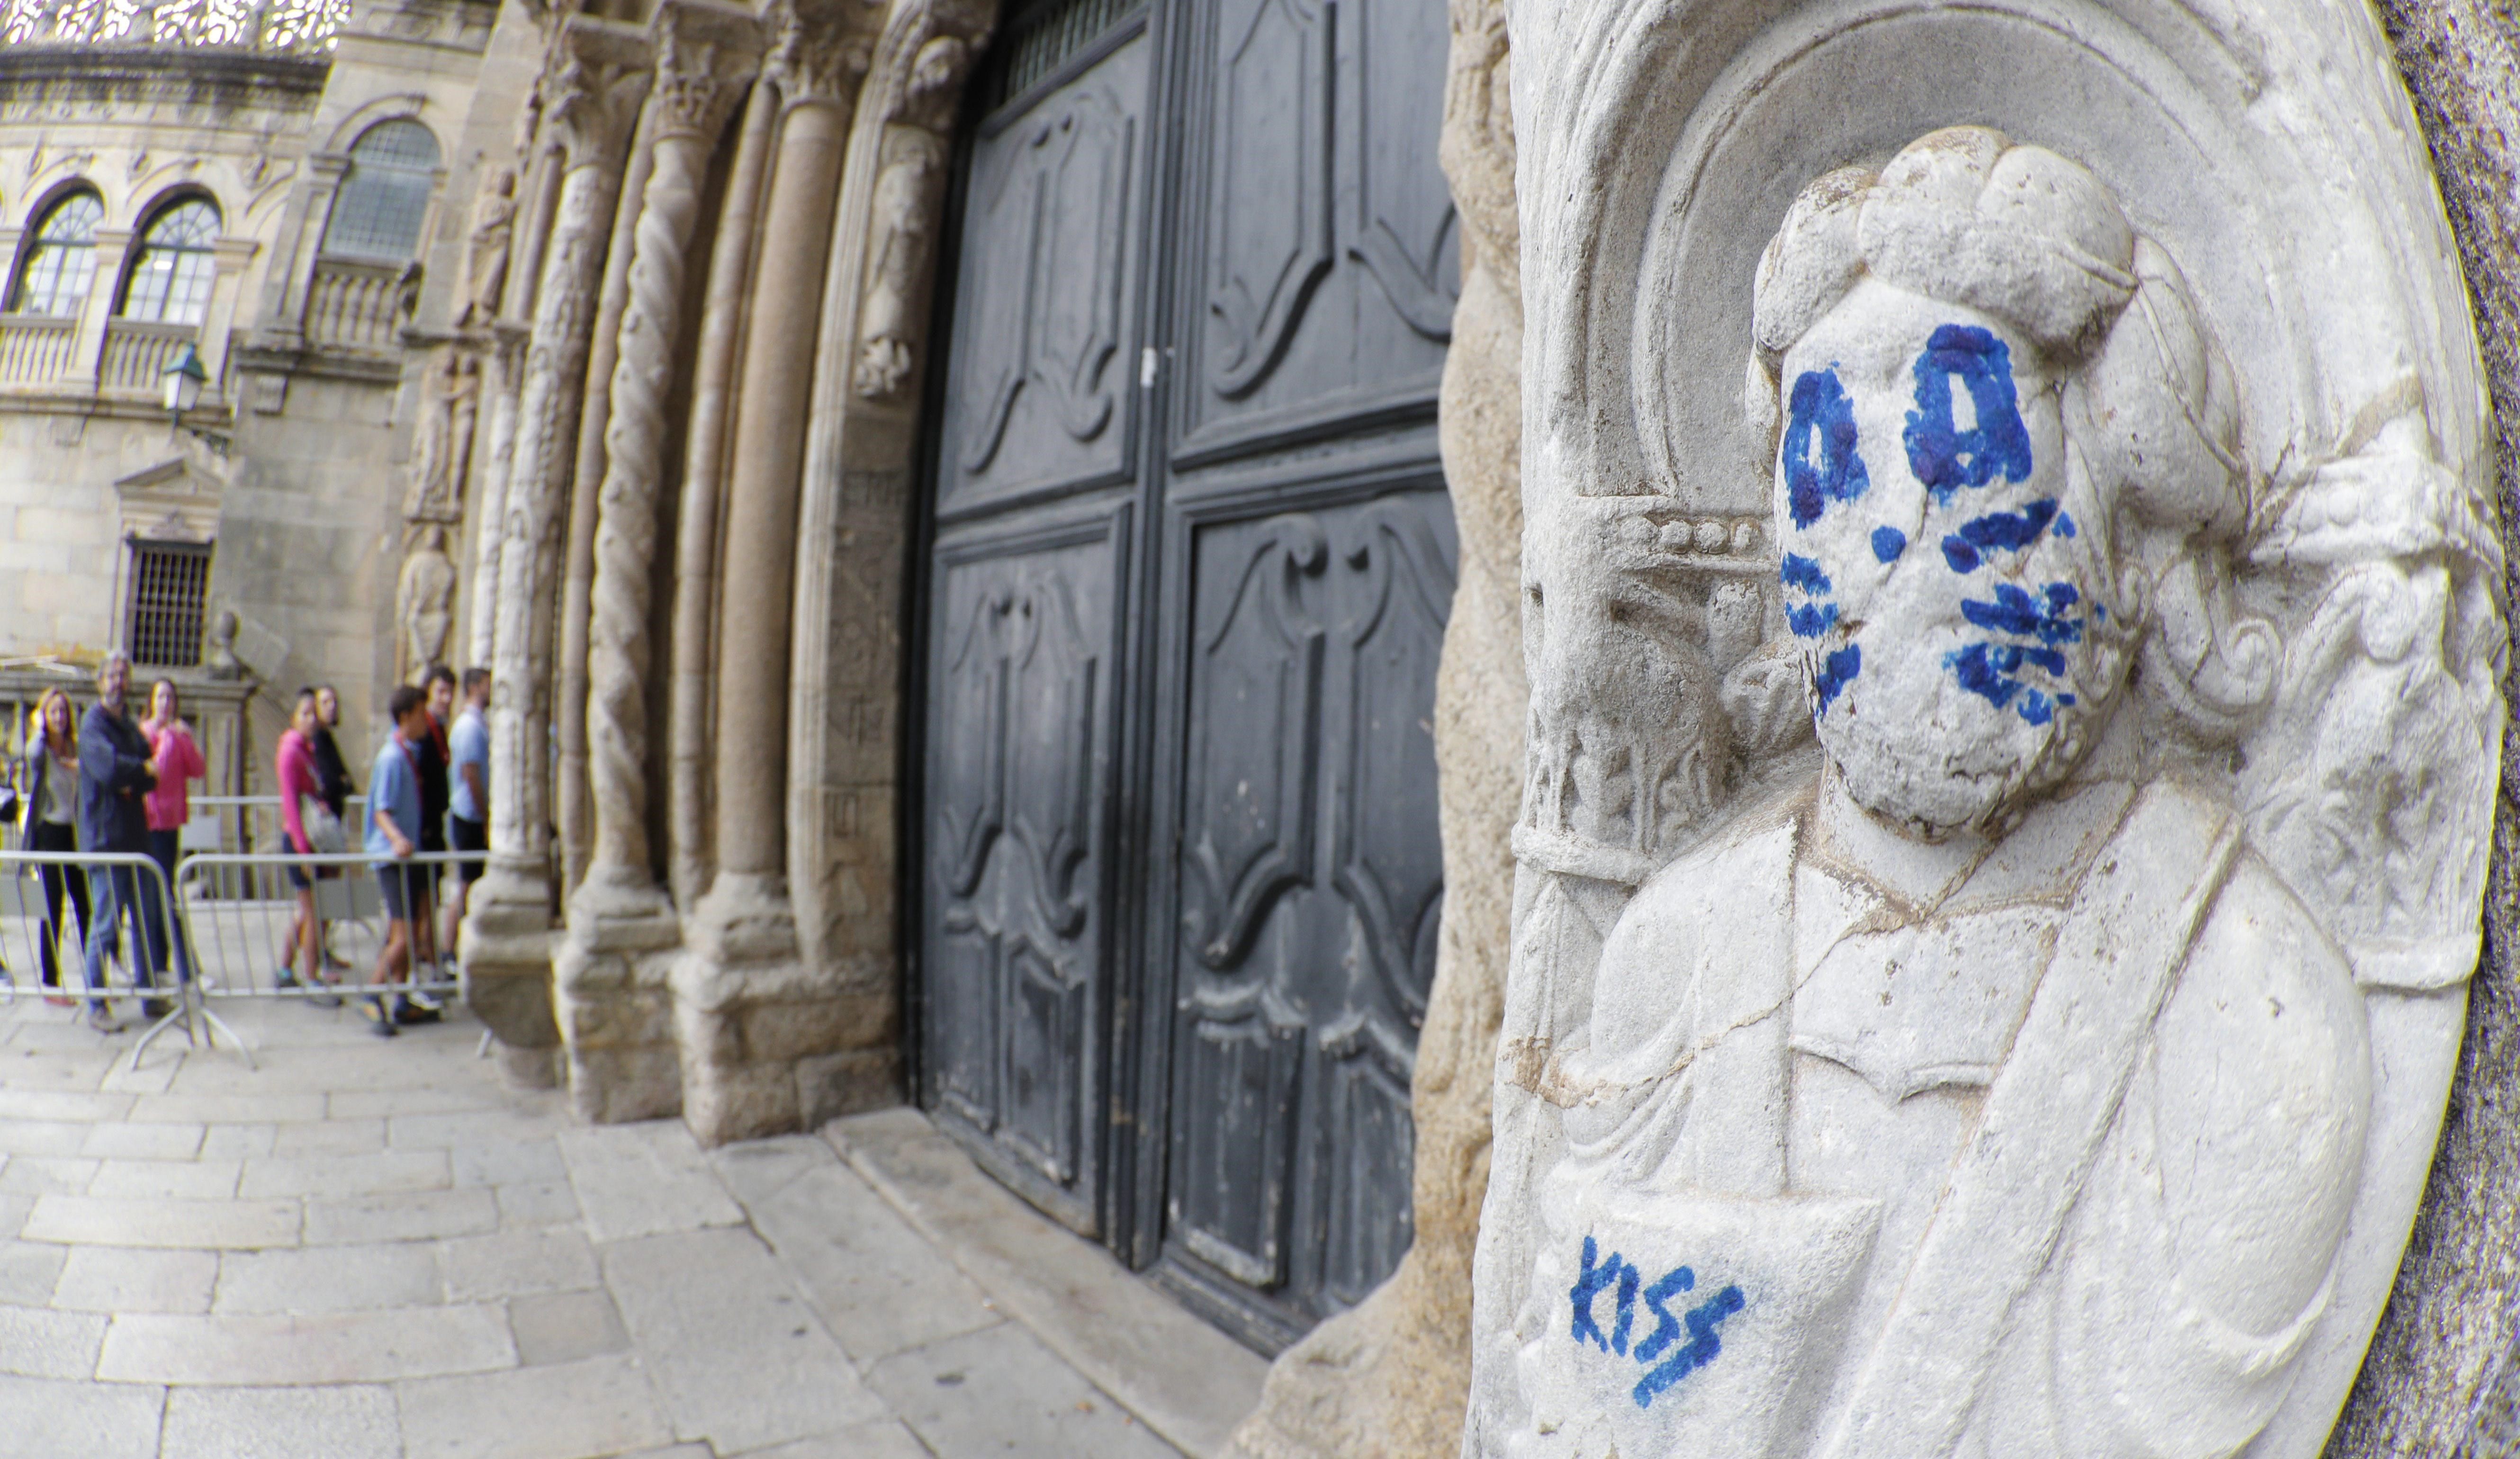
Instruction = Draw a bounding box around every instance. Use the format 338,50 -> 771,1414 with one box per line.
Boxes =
119,198 -> 221,325
322,120 -> 442,262
7,190 -> 104,317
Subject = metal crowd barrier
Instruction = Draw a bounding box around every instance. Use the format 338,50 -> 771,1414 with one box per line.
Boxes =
185,794 -> 368,860
0,849 -> 243,1071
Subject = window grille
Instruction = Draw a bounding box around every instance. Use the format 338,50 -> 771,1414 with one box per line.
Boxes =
7,191 -> 103,317
119,198 -> 221,326
124,539 -> 213,668
994,0 -> 1142,108
321,120 -> 442,263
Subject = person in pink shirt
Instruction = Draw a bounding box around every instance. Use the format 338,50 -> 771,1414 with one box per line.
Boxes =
139,681 -> 205,985
275,689 -> 340,1003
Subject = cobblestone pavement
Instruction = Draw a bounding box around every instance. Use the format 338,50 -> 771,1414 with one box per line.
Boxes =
0,994 -> 1237,1459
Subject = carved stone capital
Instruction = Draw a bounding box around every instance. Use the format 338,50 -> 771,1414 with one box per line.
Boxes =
649,0 -> 762,144
543,17 -> 656,166
762,0 -> 881,112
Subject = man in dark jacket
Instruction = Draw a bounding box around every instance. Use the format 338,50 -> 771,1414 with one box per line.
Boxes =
79,652 -> 171,1032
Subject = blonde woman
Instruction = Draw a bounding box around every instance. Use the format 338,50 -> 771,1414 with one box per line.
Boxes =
18,690 -> 88,1005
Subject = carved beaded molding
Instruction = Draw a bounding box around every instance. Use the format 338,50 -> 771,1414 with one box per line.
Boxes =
1468,0 -> 2505,1455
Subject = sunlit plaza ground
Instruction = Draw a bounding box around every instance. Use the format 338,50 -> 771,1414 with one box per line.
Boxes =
0,919 -> 1260,1459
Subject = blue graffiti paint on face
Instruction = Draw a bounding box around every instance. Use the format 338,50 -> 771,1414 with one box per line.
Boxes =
1813,644 -> 1861,715
1904,325 -> 2033,502
1787,603 -> 1839,639
1940,499 -> 2061,573
1780,554 -> 1832,594
1633,1284 -> 1746,1409
1784,368 -> 1870,529
1871,525 -> 1907,563
2053,510 -> 2077,539
1781,553 -> 1839,639
1946,581 -> 2085,724
1632,1266 -> 1696,1364
1570,1237 -> 1639,1353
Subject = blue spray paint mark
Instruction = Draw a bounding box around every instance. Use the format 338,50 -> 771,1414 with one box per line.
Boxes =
1632,1266 -> 1696,1364
1872,525 -> 1908,563
1570,1237 -> 1640,1353
1633,1285 -> 1747,1409
1610,1262 -> 1641,1356
1904,325 -> 2033,502
1940,500 -> 2061,575
2053,510 -> 2077,539
1780,554 -> 1832,594
1784,368 -> 1870,529
1813,644 -> 1862,715
1946,581 -> 2084,724
1787,603 -> 1840,639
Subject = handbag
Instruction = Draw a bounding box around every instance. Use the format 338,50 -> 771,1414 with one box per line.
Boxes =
298,794 -> 348,855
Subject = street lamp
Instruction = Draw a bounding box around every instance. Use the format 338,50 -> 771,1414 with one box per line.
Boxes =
162,341 -> 208,416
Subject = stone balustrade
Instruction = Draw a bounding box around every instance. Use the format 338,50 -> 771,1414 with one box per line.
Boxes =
304,256 -> 410,353
0,315 -> 77,388
98,318 -> 199,398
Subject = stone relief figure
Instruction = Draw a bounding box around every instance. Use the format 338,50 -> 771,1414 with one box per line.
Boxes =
202,608 -> 243,681
397,523 -> 458,679
854,130 -> 945,400
459,165 -> 517,329
404,349 -> 482,522
1483,128 -> 2502,1459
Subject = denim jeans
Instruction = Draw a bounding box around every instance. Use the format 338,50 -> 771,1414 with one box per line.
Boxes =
83,863 -> 168,1011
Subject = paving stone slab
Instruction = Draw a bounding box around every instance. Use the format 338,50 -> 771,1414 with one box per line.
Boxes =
451,1139 -> 568,1189
25,1194 -> 300,1250
396,1353 -> 674,1459
729,1421 -> 935,1459
332,1084 -> 509,1120
558,1123 -> 744,1243
443,1228 -> 601,1301
510,1287 -> 629,1367
197,1125 -> 279,1160
0,1120 -> 95,1156
389,1110 -> 573,1149
725,1144 -> 999,1365
79,1121 -> 202,1161
240,1149 -> 451,1200
0,1301 -> 107,1378
867,1322 -> 1185,1459
0,1156 -> 97,1195
216,1242 -> 444,1313
602,1227 -> 885,1454
53,1245 -> 218,1314
0,1370 -> 163,1458
160,1383 -> 402,1459
132,1093 -> 328,1125
98,1304 -> 517,1384
270,1118 -> 388,1157
829,1109 -> 1265,1459
0,1239 -> 65,1304
492,1179 -> 581,1228
304,1188 -> 499,1245
88,1157 -> 244,1201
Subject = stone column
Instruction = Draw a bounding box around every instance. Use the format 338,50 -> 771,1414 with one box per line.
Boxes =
459,16 -> 654,1090
1223,3 -> 1525,1455
556,96 -> 663,903
675,0 -> 879,1145
463,322 -> 530,668
555,0 -> 761,1125
71,228 -> 131,386
783,0 -> 994,1118
198,238 -> 261,399
666,80 -> 778,914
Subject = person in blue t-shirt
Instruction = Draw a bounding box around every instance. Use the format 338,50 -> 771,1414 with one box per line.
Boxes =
361,684 -> 431,1038
444,667 -> 491,952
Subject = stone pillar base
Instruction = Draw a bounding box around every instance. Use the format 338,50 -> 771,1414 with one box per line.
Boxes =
459,856 -> 562,1074
554,869 -> 685,1124
495,1041 -> 563,1090
673,872 -> 895,1146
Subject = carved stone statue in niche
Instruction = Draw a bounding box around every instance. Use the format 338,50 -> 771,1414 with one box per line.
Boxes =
397,523 -> 458,679
855,129 -> 945,400
458,166 -> 517,330
1488,129 -> 2502,1458
404,349 -> 482,522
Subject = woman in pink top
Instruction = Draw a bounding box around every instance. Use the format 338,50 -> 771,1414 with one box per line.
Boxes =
140,681 -> 206,986
275,689 -> 336,999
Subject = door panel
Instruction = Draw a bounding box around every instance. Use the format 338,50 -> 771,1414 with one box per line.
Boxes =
934,34 -> 1148,521
1157,490 -> 1455,1345
921,515 -> 1124,1234
1176,0 -> 1457,461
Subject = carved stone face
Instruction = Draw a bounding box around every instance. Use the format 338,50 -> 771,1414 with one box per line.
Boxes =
1773,277 -> 2126,836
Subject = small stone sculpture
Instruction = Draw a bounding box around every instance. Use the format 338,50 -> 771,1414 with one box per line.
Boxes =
404,349 -> 481,522
202,608 -> 243,680
458,166 -> 516,330
1479,127 -> 2503,1458
397,522 -> 458,679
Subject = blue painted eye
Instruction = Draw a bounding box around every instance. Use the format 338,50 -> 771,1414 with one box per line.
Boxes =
1871,526 -> 1906,563
1904,325 -> 2033,501
1783,368 -> 1870,529
1813,644 -> 1861,715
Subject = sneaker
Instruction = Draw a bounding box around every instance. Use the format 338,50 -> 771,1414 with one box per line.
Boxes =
140,999 -> 173,1021
407,988 -> 444,1013
85,1007 -> 125,1035
361,997 -> 400,1038
395,998 -> 442,1026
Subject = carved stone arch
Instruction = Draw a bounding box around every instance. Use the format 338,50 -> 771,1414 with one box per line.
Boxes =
112,183 -> 229,317
3,176 -> 108,305
320,92 -> 434,159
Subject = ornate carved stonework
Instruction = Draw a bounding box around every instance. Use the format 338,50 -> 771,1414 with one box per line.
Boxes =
396,522 -> 458,680
458,166 -> 516,330
1470,2 -> 2505,1452
403,349 -> 482,523
762,0 -> 878,112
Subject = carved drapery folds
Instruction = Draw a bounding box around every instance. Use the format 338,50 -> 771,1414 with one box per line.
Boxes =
850,7 -> 986,399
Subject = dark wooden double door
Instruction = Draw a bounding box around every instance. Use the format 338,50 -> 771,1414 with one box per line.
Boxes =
915,0 -> 1457,1349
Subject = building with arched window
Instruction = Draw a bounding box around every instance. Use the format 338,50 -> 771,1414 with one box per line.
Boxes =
0,0 -> 524,779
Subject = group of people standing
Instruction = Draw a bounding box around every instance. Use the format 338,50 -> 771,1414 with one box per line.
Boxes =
273,666 -> 490,1037
13,653 -> 204,1033
8,655 -> 492,1041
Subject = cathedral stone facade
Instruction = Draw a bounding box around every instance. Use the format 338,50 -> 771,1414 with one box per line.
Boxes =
13,0 -> 2520,1452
